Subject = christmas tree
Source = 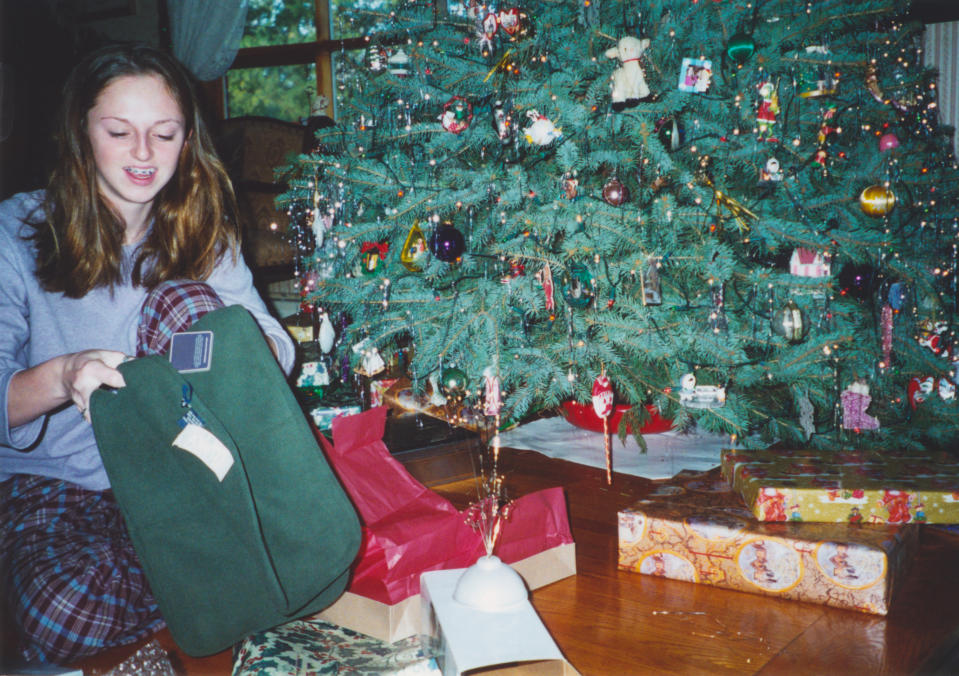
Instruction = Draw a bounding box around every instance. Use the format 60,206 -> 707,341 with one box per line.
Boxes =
278,0 -> 959,451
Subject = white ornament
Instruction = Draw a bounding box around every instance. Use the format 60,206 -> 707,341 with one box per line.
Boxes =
605,36 -> 651,109
523,110 -> 562,146
318,313 -> 335,354
678,373 -> 726,409
428,372 -> 448,406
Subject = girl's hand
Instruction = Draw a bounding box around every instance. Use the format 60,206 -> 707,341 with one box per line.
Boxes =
62,350 -> 128,422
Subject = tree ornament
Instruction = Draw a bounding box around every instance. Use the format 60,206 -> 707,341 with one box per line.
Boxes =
602,177 -> 629,206
561,172 -> 579,199
497,6 -> 534,41
441,96 -> 473,134
360,241 -> 388,275
756,80 -> 779,142
771,299 -> 808,343
388,48 -> 411,77
678,373 -> 726,408
797,392 -> 815,440
841,381 -> 879,431
483,365 -> 502,416
318,312 -> 336,354
813,107 -> 839,167
492,99 -> 513,143
879,132 -> 900,152
726,32 -> 755,64
759,157 -> 784,185
429,221 -> 466,262
656,116 -> 683,152
798,46 -> 838,98
400,220 -> 428,272
789,248 -> 830,277
536,263 -> 555,315
881,303 -> 894,365
859,184 -> 896,217
561,263 -> 596,309
366,43 -> 390,74
887,281 -> 908,310
591,373 -> 614,484
523,109 -> 562,145
605,36 -> 651,111
440,366 -> 469,400
478,12 -> 498,53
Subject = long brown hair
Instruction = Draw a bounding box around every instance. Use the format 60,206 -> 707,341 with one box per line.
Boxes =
31,42 -> 239,297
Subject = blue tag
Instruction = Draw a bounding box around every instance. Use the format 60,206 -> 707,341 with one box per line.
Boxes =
169,330 -> 214,373
178,383 -> 205,429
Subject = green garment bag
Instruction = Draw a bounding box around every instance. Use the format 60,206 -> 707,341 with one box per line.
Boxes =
90,305 -> 361,656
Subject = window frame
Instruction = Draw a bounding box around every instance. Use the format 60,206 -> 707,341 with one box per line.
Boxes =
217,0 -> 446,122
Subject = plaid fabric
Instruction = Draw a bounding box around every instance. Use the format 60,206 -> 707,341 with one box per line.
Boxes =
136,280 -> 224,356
1,475 -> 164,663
1,281 -> 222,663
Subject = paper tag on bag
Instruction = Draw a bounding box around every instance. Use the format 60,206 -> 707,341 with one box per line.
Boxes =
169,330 -> 214,372
173,423 -> 234,481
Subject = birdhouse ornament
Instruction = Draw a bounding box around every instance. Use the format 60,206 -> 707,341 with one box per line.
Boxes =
592,373 -> 615,484
605,36 -> 651,111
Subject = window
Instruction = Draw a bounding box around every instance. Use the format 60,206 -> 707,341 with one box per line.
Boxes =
225,0 -> 432,121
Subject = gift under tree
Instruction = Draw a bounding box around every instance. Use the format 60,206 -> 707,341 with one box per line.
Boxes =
279,0 -> 959,457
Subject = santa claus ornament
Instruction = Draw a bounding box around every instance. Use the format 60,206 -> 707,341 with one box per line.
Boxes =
591,373 -> 615,484
441,96 -> 473,134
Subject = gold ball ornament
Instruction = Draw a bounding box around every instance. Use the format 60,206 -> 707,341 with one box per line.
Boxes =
858,185 -> 896,217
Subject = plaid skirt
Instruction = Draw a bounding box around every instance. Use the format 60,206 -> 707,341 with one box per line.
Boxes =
2,281 -> 224,663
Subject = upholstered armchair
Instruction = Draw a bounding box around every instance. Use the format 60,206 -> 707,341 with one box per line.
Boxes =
216,115 -> 307,277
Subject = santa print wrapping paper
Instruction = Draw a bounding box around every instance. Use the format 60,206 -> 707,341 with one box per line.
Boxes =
721,447 -> 959,524
618,468 -> 918,615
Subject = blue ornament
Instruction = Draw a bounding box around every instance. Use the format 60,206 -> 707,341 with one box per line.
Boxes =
888,282 -> 907,310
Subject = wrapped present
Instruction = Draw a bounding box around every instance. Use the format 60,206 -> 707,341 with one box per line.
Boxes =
618,468 -> 918,615
722,447 -> 959,524
316,407 -> 576,642
310,404 -> 363,431
234,616 -> 439,675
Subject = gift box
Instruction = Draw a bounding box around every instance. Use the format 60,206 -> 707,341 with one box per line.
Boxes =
234,616 -> 439,675
309,404 -> 363,431
316,407 -> 576,642
722,447 -> 959,524
618,468 -> 918,615
420,568 -> 580,675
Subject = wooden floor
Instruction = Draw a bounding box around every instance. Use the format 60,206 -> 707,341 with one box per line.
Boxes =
61,446 -> 959,675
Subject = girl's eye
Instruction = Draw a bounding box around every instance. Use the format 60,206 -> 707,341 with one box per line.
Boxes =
108,131 -> 129,138
156,134 -> 175,141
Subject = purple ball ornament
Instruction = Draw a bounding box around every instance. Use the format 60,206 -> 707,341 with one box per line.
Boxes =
879,133 -> 900,152
429,221 -> 466,262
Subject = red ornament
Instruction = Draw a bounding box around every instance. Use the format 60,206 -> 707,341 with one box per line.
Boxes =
602,177 -> 629,206
592,373 -> 615,485
591,374 -> 614,418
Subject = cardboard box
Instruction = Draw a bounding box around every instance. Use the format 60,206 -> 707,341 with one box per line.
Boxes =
618,468 -> 918,615
319,543 -> 576,643
722,447 -> 959,524
315,407 -> 577,643
420,567 -> 580,676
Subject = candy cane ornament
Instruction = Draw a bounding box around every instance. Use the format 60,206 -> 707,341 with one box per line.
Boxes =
592,373 -> 614,484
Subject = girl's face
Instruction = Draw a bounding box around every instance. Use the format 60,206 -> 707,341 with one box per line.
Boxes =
86,73 -> 185,234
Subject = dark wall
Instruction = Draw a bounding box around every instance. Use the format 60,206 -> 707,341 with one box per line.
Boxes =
0,0 -> 108,199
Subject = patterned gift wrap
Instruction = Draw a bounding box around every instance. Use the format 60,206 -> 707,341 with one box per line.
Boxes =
617,469 -> 918,615
721,447 -> 959,524
309,404 -> 363,431
233,616 -> 440,675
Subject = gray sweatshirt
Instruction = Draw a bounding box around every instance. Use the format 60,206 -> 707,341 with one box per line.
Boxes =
0,190 -> 295,490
